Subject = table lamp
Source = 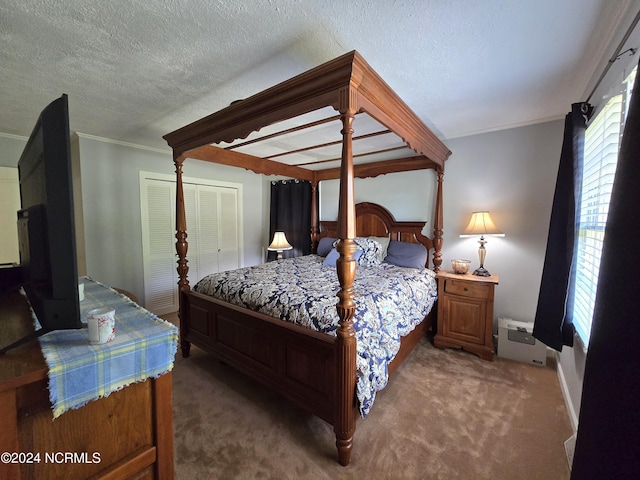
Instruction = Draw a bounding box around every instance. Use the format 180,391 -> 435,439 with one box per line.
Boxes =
460,211 -> 504,276
268,231 -> 293,260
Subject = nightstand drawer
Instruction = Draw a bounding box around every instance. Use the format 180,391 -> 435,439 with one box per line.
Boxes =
444,279 -> 490,299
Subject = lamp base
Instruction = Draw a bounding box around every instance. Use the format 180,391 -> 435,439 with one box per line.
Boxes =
473,266 -> 491,277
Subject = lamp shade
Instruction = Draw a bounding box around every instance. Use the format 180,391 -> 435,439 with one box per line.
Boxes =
460,211 -> 504,237
267,231 -> 293,251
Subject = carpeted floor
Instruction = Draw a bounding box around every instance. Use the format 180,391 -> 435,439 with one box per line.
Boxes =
171,334 -> 572,479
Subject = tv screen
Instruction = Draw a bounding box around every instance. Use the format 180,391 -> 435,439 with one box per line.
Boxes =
0,94 -> 82,354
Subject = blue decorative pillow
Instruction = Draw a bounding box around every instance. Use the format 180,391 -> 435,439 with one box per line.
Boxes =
322,247 -> 363,266
317,237 -> 338,257
354,237 -> 384,266
384,241 -> 428,269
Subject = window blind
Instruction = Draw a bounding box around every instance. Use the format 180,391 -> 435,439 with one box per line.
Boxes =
572,66 -> 636,346
573,95 -> 622,344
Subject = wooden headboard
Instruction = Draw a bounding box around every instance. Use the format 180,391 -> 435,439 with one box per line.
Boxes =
319,202 -> 433,267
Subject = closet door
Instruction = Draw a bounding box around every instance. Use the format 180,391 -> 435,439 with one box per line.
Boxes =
215,187 -> 239,273
141,179 -> 178,314
193,185 -> 239,277
195,186 -> 221,279
141,177 -> 241,315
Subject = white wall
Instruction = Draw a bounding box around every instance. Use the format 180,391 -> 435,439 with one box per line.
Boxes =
0,135 -> 28,264
76,135 -> 266,304
0,166 -> 20,263
444,120 -> 564,325
0,133 -> 27,167
320,169 -> 437,230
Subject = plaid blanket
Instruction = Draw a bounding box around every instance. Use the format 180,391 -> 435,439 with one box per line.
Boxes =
37,277 -> 178,418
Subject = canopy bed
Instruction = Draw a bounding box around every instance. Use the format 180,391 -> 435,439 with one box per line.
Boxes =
163,50 -> 451,466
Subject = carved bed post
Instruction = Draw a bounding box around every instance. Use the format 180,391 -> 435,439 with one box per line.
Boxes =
310,177 -> 319,253
334,88 -> 358,466
433,168 -> 444,272
174,153 -> 191,358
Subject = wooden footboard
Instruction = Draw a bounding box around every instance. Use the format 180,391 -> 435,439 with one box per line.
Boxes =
180,289 -> 340,424
179,288 -> 433,465
176,201 -> 438,466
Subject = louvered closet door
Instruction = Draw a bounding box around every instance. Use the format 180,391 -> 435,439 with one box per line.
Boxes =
193,185 -> 239,276
142,180 -> 178,314
141,178 -> 240,315
216,187 -> 239,272
196,186 -> 220,279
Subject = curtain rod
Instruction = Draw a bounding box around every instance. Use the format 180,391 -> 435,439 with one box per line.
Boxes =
586,8 -> 640,104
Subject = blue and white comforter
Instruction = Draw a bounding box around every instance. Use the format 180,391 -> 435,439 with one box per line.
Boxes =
194,255 -> 437,417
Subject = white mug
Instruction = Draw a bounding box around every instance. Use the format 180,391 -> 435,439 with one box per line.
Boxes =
87,307 -> 116,344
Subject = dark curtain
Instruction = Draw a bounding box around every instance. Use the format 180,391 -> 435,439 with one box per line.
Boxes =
268,180 -> 312,261
571,63 -> 640,478
533,102 -> 591,351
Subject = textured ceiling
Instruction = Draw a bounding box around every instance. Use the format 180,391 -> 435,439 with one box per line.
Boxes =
0,0 -> 635,153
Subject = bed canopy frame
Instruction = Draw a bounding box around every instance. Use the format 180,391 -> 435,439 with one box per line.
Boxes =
164,50 -> 451,466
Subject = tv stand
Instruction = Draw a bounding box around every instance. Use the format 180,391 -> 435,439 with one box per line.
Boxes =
0,326 -> 50,355
0,289 -> 174,479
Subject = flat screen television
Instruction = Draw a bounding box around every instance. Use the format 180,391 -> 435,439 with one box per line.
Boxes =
0,94 -> 82,354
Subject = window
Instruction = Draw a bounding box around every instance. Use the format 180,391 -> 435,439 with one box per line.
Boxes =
571,66 -> 636,346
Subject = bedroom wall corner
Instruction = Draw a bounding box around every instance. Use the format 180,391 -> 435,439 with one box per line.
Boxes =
70,133 -> 87,277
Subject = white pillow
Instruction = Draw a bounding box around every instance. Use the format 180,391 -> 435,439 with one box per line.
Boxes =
368,236 -> 390,263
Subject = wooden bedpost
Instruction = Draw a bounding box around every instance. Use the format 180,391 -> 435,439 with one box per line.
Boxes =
310,178 -> 319,253
433,168 -> 444,272
334,88 -> 358,467
174,153 -> 191,358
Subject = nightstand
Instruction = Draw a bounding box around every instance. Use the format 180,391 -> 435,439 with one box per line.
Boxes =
434,270 -> 499,361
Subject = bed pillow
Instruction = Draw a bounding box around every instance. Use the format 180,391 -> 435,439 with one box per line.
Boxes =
384,240 -> 428,269
368,236 -> 390,263
322,247 -> 363,266
317,237 -> 338,257
354,237 -> 384,266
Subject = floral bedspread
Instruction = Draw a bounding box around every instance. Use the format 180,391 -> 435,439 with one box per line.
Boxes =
194,255 -> 438,417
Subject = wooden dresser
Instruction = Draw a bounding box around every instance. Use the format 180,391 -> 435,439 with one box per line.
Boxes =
0,291 -> 174,480
434,270 -> 499,361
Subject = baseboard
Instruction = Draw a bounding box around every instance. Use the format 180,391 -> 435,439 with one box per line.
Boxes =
555,351 -> 579,432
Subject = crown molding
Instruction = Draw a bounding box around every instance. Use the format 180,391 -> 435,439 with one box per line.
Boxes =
76,132 -> 171,155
